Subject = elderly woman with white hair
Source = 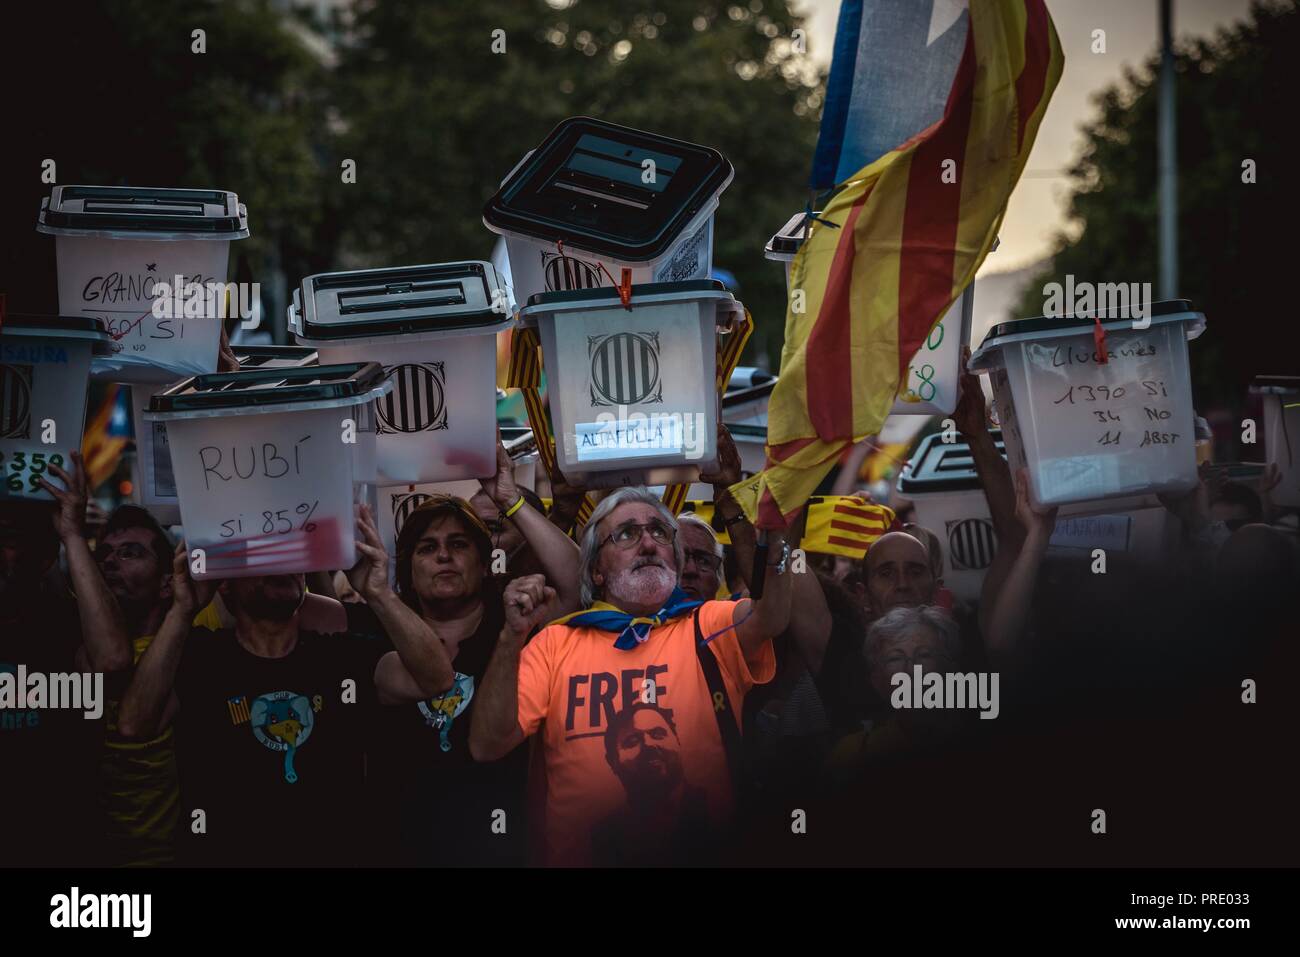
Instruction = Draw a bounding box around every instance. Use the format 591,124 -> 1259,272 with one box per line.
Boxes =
470,484 -> 795,866
825,604 -> 969,778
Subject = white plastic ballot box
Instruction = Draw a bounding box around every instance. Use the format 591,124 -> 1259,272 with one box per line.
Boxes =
484,117 -> 733,307
131,345 -> 320,524
144,363 -> 390,579
37,185 -> 249,383
519,280 -> 743,489
290,262 -> 511,485
374,427 -> 540,581
764,209 -> 974,417
1,315 -> 112,501
1249,376 -> 1300,509
896,430 -> 1181,604
968,301 -> 1206,508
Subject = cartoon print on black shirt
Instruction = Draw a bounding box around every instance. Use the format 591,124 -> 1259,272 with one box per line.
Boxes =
249,691 -> 317,783
417,673 -> 474,752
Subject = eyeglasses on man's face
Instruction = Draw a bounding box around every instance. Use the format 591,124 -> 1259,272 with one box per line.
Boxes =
600,520 -> 676,552
683,548 -> 721,572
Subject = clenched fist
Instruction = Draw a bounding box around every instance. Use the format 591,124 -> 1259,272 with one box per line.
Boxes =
502,573 -> 559,640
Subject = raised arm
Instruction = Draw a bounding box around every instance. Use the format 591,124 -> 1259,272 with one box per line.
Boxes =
703,424 -> 800,663
117,544 -> 215,740
347,505 -> 455,705
469,574 -> 556,762
481,437 -> 582,616
38,452 -> 131,673
955,346 -> 1018,539
981,469 -> 1056,665
542,456 -> 589,537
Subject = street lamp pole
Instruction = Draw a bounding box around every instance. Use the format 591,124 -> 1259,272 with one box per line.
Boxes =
1158,0 -> 1178,300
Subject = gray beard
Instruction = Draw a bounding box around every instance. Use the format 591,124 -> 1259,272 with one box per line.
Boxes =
605,562 -> 676,610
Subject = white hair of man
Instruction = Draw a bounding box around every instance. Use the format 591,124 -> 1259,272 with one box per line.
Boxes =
862,604 -> 962,670
675,512 -> 724,559
578,487 -> 685,608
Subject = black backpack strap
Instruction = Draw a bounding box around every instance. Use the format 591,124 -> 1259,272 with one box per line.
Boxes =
693,609 -> 742,786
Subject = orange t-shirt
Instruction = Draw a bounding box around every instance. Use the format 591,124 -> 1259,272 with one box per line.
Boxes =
517,599 -> 775,865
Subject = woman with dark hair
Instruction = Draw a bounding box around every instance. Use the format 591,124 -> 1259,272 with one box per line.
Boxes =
356,440 -> 581,865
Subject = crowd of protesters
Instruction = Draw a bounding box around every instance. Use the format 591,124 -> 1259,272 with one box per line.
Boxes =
4,356 -> 1297,869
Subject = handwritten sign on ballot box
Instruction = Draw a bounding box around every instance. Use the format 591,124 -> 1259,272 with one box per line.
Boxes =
969,302 -> 1207,507
892,288 -> 974,416
144,364 -> 389,579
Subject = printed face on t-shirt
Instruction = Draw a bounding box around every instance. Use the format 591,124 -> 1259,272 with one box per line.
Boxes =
592,502 -> 679,613
606,705 -> 685,798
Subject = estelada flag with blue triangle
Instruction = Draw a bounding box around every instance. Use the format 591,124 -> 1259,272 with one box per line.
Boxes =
730,0 -> 1063,528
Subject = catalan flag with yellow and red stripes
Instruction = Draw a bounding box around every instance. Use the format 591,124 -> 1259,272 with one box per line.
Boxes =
80,384 -> 130,492
731,0 -> 1062,528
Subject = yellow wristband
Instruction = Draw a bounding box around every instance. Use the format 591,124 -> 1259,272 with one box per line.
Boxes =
503,495 -> 526,518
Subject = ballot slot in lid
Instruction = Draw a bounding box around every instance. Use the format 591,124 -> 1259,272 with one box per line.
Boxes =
293,263 -> 504,340
231,345 -> 318,368
37,185 -> 249,237
484,117 -> 733,261
146,362 -> 390,416
288,262 -> 511,485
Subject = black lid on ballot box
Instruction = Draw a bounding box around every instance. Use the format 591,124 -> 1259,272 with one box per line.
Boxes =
37,186 -> 249,237
483,117 -> 733,262
897,430 -> 1008,495
147,362 -> 387,414
293,262 -> 508,340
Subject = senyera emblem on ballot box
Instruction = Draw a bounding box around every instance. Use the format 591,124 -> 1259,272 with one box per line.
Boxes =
377,362 -> 448,435
0,365 -> 34,439
947,517 -> 997,571
588,332 -> 662,407
542,251 -> 603,292
392,491 -> 435,534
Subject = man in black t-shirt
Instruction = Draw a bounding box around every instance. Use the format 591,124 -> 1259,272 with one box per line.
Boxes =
118,506 -> 451,867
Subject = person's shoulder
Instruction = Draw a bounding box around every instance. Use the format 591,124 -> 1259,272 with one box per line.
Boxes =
690,598 -> 743,638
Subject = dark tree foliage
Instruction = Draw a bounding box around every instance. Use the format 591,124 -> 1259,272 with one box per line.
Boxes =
330,0 -> 822,364
5,0 -> 822,366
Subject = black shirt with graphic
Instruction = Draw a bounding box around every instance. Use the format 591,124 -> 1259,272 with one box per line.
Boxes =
2,587 -> 106,866
349,598 -> 529,866
171,625 -> 389,867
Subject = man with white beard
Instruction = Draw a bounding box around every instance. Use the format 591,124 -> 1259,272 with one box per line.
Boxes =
470,487 -> 794,866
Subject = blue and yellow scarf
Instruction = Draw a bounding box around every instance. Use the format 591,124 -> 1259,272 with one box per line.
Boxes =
553,586 -> 704,650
